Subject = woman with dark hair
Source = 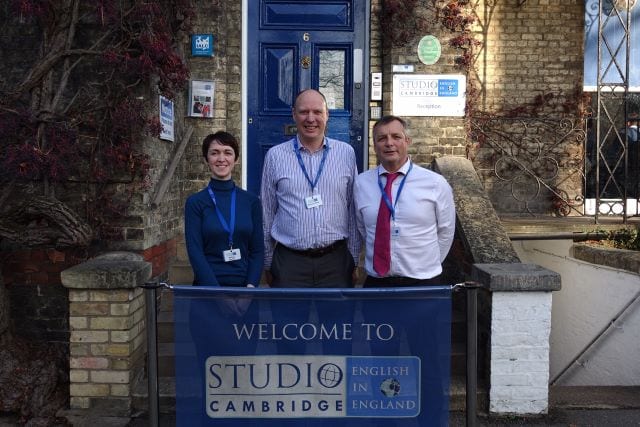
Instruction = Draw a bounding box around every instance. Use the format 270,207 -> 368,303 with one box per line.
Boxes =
184,131 -> 263,314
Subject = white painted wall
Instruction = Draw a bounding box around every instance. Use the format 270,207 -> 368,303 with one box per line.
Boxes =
512,240 -> 640,386
490,292 -> 552,414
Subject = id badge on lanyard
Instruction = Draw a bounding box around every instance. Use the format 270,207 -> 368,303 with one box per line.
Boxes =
305,194 -> 323,209
223,248 -> 241,262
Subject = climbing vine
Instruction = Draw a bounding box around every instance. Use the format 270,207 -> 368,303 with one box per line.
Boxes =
0,1 -> 194,246
380,0 -> 477,66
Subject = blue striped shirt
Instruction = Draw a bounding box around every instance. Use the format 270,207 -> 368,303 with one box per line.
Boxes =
261,137 -> 361,268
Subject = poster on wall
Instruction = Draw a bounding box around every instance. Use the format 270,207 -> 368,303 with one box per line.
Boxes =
189,80 -> 215,118
392,74 -> 466,117
159,95 -> 174,142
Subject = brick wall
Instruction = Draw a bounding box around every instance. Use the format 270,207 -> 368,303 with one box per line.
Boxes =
471,0 -> 584,112
0,248 -> 96,342
181,2 -> 243,200
141,238 -> 178,279
371,0 -> 469,168
369,1 -> 586,214
0,238 -> 175,343
467,1 -> 586,214
68,286 -> 146,413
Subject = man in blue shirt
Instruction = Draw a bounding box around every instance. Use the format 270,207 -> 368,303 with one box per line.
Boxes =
261,89 -> 361,288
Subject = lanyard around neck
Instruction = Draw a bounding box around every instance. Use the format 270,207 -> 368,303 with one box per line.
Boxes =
293,137 -> 329,191
377,162 -> 413,221
207,184 -> 237,248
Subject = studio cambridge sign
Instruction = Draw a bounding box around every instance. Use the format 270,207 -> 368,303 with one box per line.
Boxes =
173,286 -> 452,426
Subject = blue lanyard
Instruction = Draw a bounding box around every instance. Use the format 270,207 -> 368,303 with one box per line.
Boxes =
377,162 -> 413,222
207,184 -> 237,248
293,137 -> 329,190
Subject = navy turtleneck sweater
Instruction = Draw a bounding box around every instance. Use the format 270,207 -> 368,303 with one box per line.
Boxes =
184,178 -> 264,286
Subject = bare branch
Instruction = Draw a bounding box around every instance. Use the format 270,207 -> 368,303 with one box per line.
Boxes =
0,195 -> 93,247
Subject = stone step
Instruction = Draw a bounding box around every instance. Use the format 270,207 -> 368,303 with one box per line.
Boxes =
449,375 -> 488,412
168,262 -> 193,286
132,377 -> 176,415
176,239 -> 189,262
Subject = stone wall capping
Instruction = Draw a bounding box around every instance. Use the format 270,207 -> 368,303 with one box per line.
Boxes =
573,243 -> 640,274
61,252 -> 152,290
472,263 -> 561,292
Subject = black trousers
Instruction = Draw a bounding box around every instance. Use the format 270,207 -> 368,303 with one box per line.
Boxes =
363,274 -> 442,288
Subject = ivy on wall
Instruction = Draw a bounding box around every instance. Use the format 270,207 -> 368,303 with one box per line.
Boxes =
380,0 -> 476,65
0,1 -> 194,247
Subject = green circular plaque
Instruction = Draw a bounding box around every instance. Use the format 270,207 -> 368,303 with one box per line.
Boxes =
417,35 -> 441,65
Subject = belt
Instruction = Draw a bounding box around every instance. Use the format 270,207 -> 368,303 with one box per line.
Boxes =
280,239 -> 346,258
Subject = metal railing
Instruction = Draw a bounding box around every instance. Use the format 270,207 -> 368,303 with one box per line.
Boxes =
470,117 -> 587,217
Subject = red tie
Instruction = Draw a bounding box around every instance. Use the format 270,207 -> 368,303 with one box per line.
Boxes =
373,172 -> 399,276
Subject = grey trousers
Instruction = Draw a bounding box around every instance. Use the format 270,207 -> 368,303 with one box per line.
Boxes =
270,241 -> 355,288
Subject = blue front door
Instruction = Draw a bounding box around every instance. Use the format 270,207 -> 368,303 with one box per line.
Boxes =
247,0 -> 367,194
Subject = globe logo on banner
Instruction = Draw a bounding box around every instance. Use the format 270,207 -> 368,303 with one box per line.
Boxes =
319,363 -> 343,388
380,378 -> 401,397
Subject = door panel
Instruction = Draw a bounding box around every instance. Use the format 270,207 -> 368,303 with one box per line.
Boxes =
262,45 -> 297,113
262,2 -> 352,29
318,48 -> 347,110
247,0 -> 366,194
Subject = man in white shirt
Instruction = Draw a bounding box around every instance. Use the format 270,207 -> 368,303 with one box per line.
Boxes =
354,115 -> 456,287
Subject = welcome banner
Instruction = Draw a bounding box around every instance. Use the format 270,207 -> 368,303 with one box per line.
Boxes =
173,286 -> 452,426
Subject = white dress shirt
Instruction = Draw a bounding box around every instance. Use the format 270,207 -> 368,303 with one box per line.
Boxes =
354,159 -> 456,280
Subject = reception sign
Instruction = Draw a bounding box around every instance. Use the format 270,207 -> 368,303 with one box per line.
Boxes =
173,286 -> 452,426
392,74 -> 466,117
